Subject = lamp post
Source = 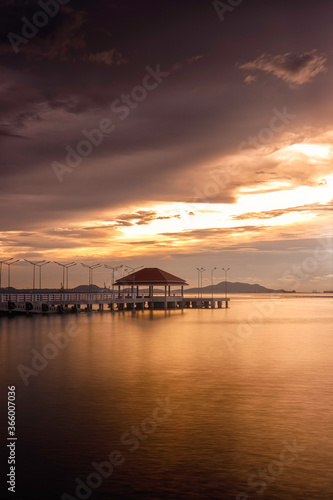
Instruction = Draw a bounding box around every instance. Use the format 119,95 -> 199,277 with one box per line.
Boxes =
54,262 -> 76,291
104,264 -> 123,295
201,268 -> 205,298
124,266 -> 143,298
0,258 -> 13,290
222,267 -> 230,300
24,260 -> 46,292
6,259 -> 20,292
197,267 -> 205,298
64,262 -> 76,290
81,263 -> 101,293
36,261 -> 50,290
211,267 -> 217,299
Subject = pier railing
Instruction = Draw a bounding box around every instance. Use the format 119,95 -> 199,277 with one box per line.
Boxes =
0,292 -> 185,303
0,293 -> 230,313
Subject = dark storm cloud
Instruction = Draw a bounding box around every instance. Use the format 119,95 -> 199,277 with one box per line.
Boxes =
12,112 -> 41,128
0,6 -> 85,58
0,128 -> 28,138
0,5 -> 125,65
86,49 -> 126,66
0,70 -> 253,230
238,51 -> 327,87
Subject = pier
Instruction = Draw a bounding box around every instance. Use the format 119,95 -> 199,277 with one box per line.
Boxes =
0,267 -> 231,315
0,292 -> 230,315
0,292 -> 230,314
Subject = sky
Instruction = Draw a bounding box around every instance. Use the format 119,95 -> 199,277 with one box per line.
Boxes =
0,0 -> 332,291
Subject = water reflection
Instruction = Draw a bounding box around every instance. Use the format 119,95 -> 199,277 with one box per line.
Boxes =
0,296 -> 332,499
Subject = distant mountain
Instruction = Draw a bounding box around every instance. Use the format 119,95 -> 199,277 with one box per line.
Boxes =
184,281 -> 289,294
72,284 -> 103,293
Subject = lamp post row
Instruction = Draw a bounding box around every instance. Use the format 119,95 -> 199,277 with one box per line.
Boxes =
197,267 -> 231,300
0,260 -> 130,293
0,260 -> 230,297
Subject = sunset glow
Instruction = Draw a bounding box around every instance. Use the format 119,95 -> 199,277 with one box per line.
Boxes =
0,1 -> 332,291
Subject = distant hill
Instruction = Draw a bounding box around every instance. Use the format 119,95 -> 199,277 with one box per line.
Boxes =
184,281 -> 289,294
71,284 -> 103,293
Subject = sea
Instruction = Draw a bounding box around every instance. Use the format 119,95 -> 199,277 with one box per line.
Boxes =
0,293 -> 332,500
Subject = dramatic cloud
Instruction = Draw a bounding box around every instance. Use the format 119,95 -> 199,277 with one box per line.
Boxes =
1,1 -> 333,290
231,202 -> 333,221
87,49 -> 126,66
0,128 -> 28,138
172,54 -> 203,71
0,7 -> 124,66
238,51 -> 327,87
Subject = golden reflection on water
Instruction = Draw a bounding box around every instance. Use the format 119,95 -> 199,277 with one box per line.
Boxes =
0,296 -> 332,499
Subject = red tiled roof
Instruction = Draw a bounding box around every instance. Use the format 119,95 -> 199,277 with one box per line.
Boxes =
115,268 -> 188,285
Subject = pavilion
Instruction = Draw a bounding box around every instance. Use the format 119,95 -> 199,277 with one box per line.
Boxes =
115,267 -> 188,299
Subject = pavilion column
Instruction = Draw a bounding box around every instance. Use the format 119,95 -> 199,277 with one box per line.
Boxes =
181,285 -> 184,297
151,285 -> 154,310
164,285 -> 167,310
118,285 -> 120,298
168,285 -> 171,296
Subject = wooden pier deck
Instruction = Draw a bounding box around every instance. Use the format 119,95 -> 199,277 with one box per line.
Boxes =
0,292 -> 230,315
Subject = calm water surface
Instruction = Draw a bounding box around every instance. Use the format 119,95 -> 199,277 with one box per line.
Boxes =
0,295 -> 332,499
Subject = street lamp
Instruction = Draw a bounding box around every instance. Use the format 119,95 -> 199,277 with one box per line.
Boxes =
124,265 -> 144,274
36,261 -> 50,290
81,263 -> 101,293
201,268 -> 205,298
104,264 -> 123,295
197,268 -> 205,298
0,258 -> 13,290
24,260 -> 46,292
6,259 -> 20,292
124,266 -> 143,298
211,267 -> 217,299
64,262 -> 76,290
222,267 -> 230,300
55,262 -> 76,291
